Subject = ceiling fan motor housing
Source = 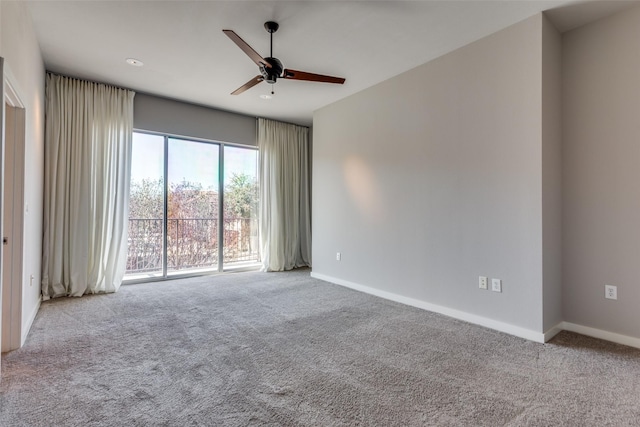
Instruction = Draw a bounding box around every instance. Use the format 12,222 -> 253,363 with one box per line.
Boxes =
261,57 -> 283,84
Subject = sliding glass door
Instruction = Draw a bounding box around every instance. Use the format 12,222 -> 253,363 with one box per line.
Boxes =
126,132 -> 259,280
167,138 -> 220,275
127,133 -> 165,279
223,146 -> 259,268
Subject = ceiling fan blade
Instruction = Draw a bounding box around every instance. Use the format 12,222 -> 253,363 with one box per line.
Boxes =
282,69 -> 345,84
223,29 -> 271,68
231,76 -> 264,95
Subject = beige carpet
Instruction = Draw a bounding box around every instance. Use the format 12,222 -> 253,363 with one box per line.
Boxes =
1,269 -> 639,426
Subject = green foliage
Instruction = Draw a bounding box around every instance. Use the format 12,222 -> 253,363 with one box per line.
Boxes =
127,173 -> 259,272
168,180 -> 217,219
128,178 -> 163,219
129,173 -> 258,220
224,173 -> 258,219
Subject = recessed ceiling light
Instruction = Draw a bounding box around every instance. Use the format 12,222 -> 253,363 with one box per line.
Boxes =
259,94 -> 272,100
126,58 -> 144,67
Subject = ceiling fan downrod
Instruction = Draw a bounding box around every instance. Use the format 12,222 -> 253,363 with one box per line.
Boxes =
261,21 -> 282,84
264,21 -> 279,58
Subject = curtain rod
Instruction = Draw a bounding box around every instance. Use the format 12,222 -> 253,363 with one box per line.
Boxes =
256,116 -> 310,130
46,70 -> 136,93
47,71 -> 311,130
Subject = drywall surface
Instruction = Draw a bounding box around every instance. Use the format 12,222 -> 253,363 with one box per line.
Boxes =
562,5 -> 640,337
541,15 -> 563,332
134,93 -> 256,146
313,15 -> 545,332
0,1 -> 45,341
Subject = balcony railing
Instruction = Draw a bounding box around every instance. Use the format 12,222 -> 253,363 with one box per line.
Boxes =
126,217 -> 259,275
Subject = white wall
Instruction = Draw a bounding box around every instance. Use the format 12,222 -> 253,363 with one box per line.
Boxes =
313,15 -> 557,338
0,0 -> 45,344
541,15 -> 563,333
134,93 -> 256,146
562,5 -> 640,338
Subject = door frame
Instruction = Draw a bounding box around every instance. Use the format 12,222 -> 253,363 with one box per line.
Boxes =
1,62 -> 26,353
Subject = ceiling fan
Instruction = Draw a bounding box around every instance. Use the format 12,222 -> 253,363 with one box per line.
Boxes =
223,21 -> 346,95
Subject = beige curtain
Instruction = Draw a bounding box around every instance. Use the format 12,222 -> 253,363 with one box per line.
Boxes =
258,118 -> 311,271
42,74 -> 135,299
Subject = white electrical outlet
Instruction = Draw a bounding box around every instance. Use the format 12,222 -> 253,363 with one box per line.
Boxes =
605,285 -> 617,300
491,278 -> 502,293
479,276 -> 488,290
336,252 -> 341,261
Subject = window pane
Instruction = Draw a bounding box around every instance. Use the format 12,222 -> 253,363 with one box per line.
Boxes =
127,132 -> 165,278
167,138 -> 220,274
223,145 -> 259,267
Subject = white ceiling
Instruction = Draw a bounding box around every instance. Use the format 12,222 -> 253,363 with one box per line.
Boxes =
26,0 -> 638,126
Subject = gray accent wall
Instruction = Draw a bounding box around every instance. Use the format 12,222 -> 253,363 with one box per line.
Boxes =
562,6 -> 640,337
134,93 -> 257,146
313,15 -> 560,334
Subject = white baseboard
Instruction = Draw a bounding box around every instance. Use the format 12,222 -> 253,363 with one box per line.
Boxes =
310,272 -> 547,343
543,322 -> 564,342
21,296 -> 41,347
310,272 -> 640,350
560,321 -> 640,350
